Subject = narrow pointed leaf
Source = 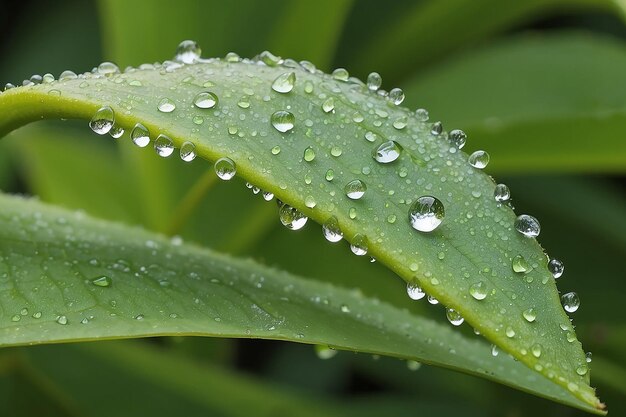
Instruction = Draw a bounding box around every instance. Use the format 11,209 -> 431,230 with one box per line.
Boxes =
0,54 -> 602,411
0,194 -> 603,413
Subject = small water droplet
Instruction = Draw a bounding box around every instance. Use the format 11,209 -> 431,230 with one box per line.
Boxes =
322,216 -> 343,243
491,345 -> 499,356
512,255 -> 530,273
449,129 -> 467,149
373,140 -> 402,163
32,311 -> 42,319
514,214 -> 540,238
258,50 -> 282,66
180,141 -> 196,162
91,276 -> 112,287
109,125 -> 124,139
325,169 -> 334,181
272,72 -> 296,93
393,116 -> 408,130
388,88 -> 404,105
59,70 -> 77,81
135,314 -> 145,320
407,282 -> 425,300
408,196 -> 445,232
505,326 -> 516,338
56,315 -> 68,325
431,121 -> 443,136
367,72 -> 382,91
586,352 -> 593,363
548,258 -> 564,279
344,179 -> 367,200
415,108 -> 429,121
332,68 -> 349,81
315,345 -> 337,360
303,146 -> 316,162
271,145 -> 281,155
89,106 -> 115,135
468,150 -> 490,169
523,308 -> 537,322
561,292 -> 580,313
406,360 -> 421,371
279,204 -> 308,230
446,308 -> 464,326
350,234 -> 368,256
157,98 -> 176,113
154,134 -> 174,157
11,314 -> 20,322
330,146 -> 342,157
271,110 -> 295,133
427,295 -> 439,305
469,281 -> 488,300
531,343 -> 542,358
304,195 -> 316,208
193,91 -> 218,109
131,123 -> 150,147
576,364 -> 588,376
97,61 -> 120,76
494,184 -> 510,202
214,157 -> 236,180
322,97 -> 335,113
174,40 -> 201,64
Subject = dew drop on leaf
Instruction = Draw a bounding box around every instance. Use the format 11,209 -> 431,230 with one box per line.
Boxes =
174,40 -> 201,64
344,179 -> 367,200
561,292 -> 580,313
271,110 -> 295,133
531,343 -> 542,358
271,72 -> 296,93
494,184 -> 511,202
154,134 -> 174,157
407,282 -> 425,300
315,345 -> 337,360
331,68 -> 349,81
214,157 -> 236,180
131,123 -> 150,148
322,216 -> 343,243
322,97 -> 335,113
431,121 -> 443,136
408,196 -> 445,232
388,88 -> 404,105
448,129 -> 467,149
446,308 -> 464,326
548,258 -> 564,278
303,146 -> 316,162
109,125 -> 124,139
89,106 -> 115,135
157,97 -> 176,113
193,92 -> 218,109
468,150 -> 490,169
56,315 -> 68,325
97,61 -> 120,76
180,141 -> 196,162
91,276 -> 112,287
373,140 -> 402,163
415,108 -> 429,121
514,214 -> 541,238
350,233 -> 368,256
279,204 -> 308,230
366,72 -> 382,91
469,281 -> 488,300
512,255 -> 530,273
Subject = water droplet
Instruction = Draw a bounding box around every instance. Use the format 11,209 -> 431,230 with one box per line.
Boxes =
193,91 -> 218,109
214,157 -> 236,180
322,97 -> 335,113
330,146 -> 342,157
263,191 -> 275,202
427,295 -> 439,305
97,61 -> 120,76
389,88 -> 404,105
514,214 -> 540,238
271,145 -> 281,155
109,125 -> 124,139
505,326 -> 516,338
561,292 -> 580,313
303,146 -> 316,162
279,204 -> 308,230
468,150 -> 490,169
91,276 -> 112,287
272,72 -> 296,93
576,364 -> 588,376
11,314 -> 20,322
531,343 -> 542,358
271,110 -> 295,133
491,345 -> 499,356
157,97 -> 176,113
431,121 -> 443,136
300,60 -> 316,73
350,234 -> 368,256
131,123 -> 150,147
89,106 -> 115,135
407,282 -> 425,300
56,315 -> 68,325
393,116 -> 408,130
258,50 -> 282,66
449,129 -> 466,149
408,196 -> 445,232
325,169 -> 334,181
512,255 -> 530,273
332,68 -> 349,81
237,97 -> 250,109
469,281 -> 488,300
494,184 -> 510,202
586,352 -> 593,363
154,134 -> 174,157
304,195 -> 316,208
180,141 -> 196,162
523,308 -> 537,322
367,72 -> 382,91
135,314 -> 145,320
344,179 -> 367,200
548,258 -> 564,279
315,345 -> 337,360
174,40 -> 201,64
406,360 -> 421,371
415,108 -> 429,121
373,140 -> 402,163
446,309 -> 464,326
322,216 -> 343,243
59,70 -> 77,81
364,131 -> 378,142
32,312 -> 42,319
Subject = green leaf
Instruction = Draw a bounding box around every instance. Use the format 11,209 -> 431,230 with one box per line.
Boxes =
0,55 -> 603,412
0,193 -> 604,413
402,33 -> 626,173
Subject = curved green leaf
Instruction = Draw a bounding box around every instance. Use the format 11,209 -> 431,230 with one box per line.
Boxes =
0,193 -> 603,413
0,54 -> 602,411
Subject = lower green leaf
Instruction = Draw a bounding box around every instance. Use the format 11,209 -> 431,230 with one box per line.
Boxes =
0,193 -> 604,413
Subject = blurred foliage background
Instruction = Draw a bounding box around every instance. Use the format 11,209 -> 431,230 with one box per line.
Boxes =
0,0 -> 624,415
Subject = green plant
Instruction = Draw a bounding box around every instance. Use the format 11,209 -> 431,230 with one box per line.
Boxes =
0,2 -> 624,416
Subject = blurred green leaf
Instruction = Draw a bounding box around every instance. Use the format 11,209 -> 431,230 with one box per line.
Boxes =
0,193 -> 604,413
403,33 -> 626,173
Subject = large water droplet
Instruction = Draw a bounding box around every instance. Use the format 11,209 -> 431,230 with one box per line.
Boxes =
109,125 -> 124,139
194,92 -> 218,109
373,140 -> 401,163
259,51 -> 282,66
449,129 -> 467,149
512,255 -> 530,273
468,150 -> 490,169
322,97 -> 335,113
59,70 -> 77,81
131,123 -> 150,147
415,108 -> 429,121
97,61 -> 120,76
272,72 -> 296,93
561,292 -> 580,313
279,204 -> 308,230
157,98 -> 176,113
332,68 -> 349,81
408,196 -> 445,232
523,308 -> 537,322
154,134 -> 174,157
89,106 -> 115,135
469,281 -> 488,300
303,146 -> 316,162
494,184 -> 510,202
431,121 -> 443,136
214,157 -> 236,180
505,326 -> 516,338
576,364 -> 588,376
91,276 -> 112,287
446,309 -> 464,326
180,141 -> 196,162
531,343 -> 542,358
367,72 -> 382,91
315,345 -> 337,360
322,216 -> 343,243
514,214 -> 540,237
407,282 -> 425,300
174,40 -> 201,64
56,315 -> 68,325
271,110 -> 295,133
548,258 -> 564,278
350,234 -> 368,256
388,88 -> 404,105
344,179 -> 367,200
